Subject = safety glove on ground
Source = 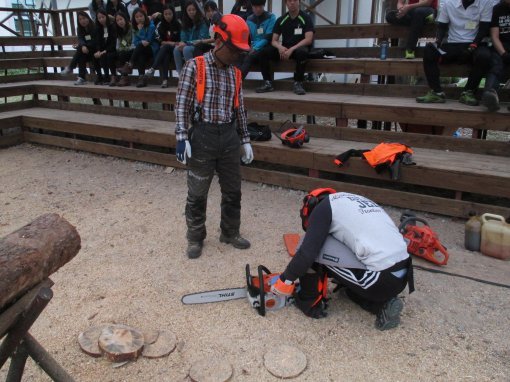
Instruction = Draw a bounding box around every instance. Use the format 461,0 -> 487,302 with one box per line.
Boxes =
176,140 -> 191,164
241,143 -> 254,164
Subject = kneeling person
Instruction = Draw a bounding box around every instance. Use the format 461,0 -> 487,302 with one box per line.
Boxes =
271,189 -> 414,330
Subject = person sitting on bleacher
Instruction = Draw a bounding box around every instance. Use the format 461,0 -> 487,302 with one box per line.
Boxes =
416,0 -> 492,105
145,4 -> 181,88
255,0 -> 314,95
142,0 -> 165,20
60,11 -> 96,86
106,0 -> 128,21
89,0 -> 106,21
118,8 -> 159,88
231,0 -> 253,20
385,0 -> 437,59
239,0 -> 276,78
125,0 -> 142,19
93,8 -> 118,86
480,0 -> 510,111
188,1 -> 217,58
114,11 -> 134,86
173,0 -> 209,73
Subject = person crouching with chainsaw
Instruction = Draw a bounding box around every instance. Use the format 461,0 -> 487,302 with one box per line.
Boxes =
271,189 -> 415,330
175,13 -> 254,259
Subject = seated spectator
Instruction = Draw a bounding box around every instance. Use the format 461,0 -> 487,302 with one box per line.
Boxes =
192,0 -> 218,57
256,0 -> 314,95
125,0 -> 142,19
173,0 -> 208,73
416,0 -> 492,106
481,0 -> 510,111
60,11 -> 96,85
386,0 -> 437,59
168,0 -> 186,20
89,0 -> 106,21
114,11 -> 135,86
231,0 -> 253,20
106,0 -> 128,20
119,8 -> 159,87
93,8 -> 117,85
240,0 -> 276,78
142,0 -> 170,20
145,4 -> 181,87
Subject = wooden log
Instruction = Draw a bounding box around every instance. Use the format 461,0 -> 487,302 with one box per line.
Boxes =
0,214 -> 81,310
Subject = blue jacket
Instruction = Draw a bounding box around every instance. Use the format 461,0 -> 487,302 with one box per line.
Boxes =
180,22 -> 209,45
247,11 -> 276,51
133,20 -> 159,56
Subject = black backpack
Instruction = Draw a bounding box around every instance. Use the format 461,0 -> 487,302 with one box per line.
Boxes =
247,122 -> 272,141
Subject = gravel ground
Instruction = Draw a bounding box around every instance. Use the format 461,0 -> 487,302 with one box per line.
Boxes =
0,144 -> 509,382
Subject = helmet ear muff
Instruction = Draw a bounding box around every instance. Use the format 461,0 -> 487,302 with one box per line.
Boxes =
300,188 -> 337,231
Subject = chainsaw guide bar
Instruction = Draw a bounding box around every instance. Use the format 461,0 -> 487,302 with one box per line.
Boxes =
181,288 -> 247,304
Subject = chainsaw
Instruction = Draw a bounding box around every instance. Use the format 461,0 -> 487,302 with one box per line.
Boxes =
399,214 -> 449,266
181,264 -> 294,316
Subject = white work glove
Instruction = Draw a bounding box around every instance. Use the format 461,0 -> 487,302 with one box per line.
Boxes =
241,143 -> 254,164
176,140 -> 191,165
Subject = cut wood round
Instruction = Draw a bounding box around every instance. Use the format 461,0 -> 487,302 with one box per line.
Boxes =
189,356 -> 233,382
98,325 -> 144,362
142,329 -> 160,345
142,330 -> 177,359
78,325 -> 106,357
263,345 -> 307,379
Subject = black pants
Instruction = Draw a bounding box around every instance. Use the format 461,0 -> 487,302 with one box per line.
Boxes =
185,121 -> 242,243
485,43 -> 510,91
130,44 -> 153,75
152,44 -> 175,79
94,51 -> 115,79
69,47 -> 95,79
193,42 -> 214,57
386,7 -> 435,50
423,42 -> 491,93
110,49 -> 133,76
324,258 -> 411,312
258,45 -> 309,82
240,48 -> 265,78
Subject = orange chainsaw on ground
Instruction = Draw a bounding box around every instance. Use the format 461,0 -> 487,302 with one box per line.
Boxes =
399,213 -> 449,266
181,265 -> 294,316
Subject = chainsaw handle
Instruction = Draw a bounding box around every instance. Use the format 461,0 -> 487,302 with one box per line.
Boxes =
257,265 -> 272,317
399,217 -> 429,233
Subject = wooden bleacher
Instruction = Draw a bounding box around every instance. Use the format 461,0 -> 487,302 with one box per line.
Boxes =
0,6 -> 508,219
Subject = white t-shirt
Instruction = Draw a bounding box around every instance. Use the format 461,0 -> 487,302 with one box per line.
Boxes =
328,192 -> 409,271
438,0 -> 492,43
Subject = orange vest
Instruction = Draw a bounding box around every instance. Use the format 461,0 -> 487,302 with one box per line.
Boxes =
362,143 -> 413,168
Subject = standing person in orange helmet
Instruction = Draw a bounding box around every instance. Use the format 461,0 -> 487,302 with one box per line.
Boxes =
271,189 -> 414,330
175,13 -> 254,259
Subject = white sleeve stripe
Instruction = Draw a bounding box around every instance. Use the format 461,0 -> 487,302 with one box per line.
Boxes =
326,266 -> 380,290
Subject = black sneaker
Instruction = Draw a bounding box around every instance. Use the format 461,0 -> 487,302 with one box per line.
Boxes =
186,241 -> 203,259
293,81 -> 306,95
219,234 -> 250,249
375,297 -> 403,331
256,80 -> 273,93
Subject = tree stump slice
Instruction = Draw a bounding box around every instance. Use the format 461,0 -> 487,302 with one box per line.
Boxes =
264,345 -> 307,379
189,356 -> 233,382
78,325 -> 106,357
0,213 -> 81,309
143,330 -> 160,345
98,325 -> 144,362
142,330 -> 177,359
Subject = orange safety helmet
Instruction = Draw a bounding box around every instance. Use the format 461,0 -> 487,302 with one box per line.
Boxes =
212,12 -> 251,51
300,188 -> 337,231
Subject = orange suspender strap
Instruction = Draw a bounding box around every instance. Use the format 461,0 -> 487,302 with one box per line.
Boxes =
195,56 -> 206,106
233,67 -> 242,110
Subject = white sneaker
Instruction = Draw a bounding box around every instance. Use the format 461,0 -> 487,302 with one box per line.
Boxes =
60,67 -> 71,75
74,77 -> 86,85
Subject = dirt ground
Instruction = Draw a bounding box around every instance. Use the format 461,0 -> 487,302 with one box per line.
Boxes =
1,143 -> 509,382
